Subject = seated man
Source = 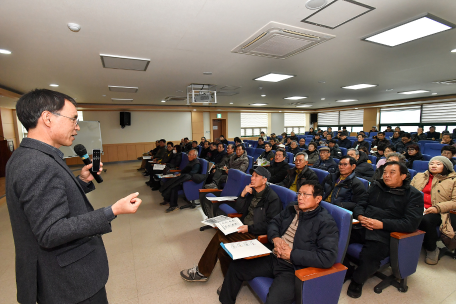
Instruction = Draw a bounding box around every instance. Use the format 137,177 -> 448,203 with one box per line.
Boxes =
205,142 -> 218,161
219,181 -> 339,304
411,127 -> 426,142
441,133 -> 455,145
234,137 -> 245,149
390,131 -> 401,146
278,152 -> 318,191
298,137 -> 307,150
145,141 -> 174,183
264,148 -> 289,184
211,143 -> 227,165
371,132 -> 390,151
426,126 -> 440,140
219,135 -> 229,145
347,149 -> 374,180
259,131 -> 267,141
149,145 -> 183,191
371,152 -> 406,183
312,147 -> 337,173
269,138 -> 278,150
180,168 -> 281,285
200,141 -> 211,159
152,139 -> 167,162
288,140 -> 301,156
159,149 -> 201,213
257,137 -> 266,149
395,133 -> 414,154
191,140 -> 199,150
199,137 -> 206,146
311,133 -> 324,146
441,145 -> 456,166
256,142 -> 275,164
137,140 -> 160,171
324,133 -> 334,146
181,137 -> 193,152
322,156 -> 367,211
344,161 -> 423,298
338,132 -> 352,149
328,139 -> 342,159
205,145 -> 249,189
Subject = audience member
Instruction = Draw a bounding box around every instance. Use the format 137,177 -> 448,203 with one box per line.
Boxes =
280,132 -> 288,143
427,126 -> 441,140
203,144 -> 235,196
394,126 -> 405,137
371,132 -> 390,151
200,141 -> 210,159
278,152 -> 318,190
313,147 -> 337,173
144,141 -> 174,176
370,126 -> 378,132
205,145 -> 249,189
256,143 -> 275,163
411,127 -> 427,142
347,149 -> 374,180
233,137 -> 245,149
411,156 -> 456,265
441,133 -> 455,145
305,142 -> 319,165
270,133 -> 278,141
219,135 -> 229,145
181,137 -> 193,152
159,149 -> 202,212
153,139 -> 167,162
259,131 -> 267,141
324,133 -> 333,145
298,138 -> 308,150
262,149 -> 290,184
327,127 -> 333,134
191,140 -> 198,150
352,134 -> 369,151
311,133 -> 322,145
328,139 -> 342,159
308,127 -> 316,135
345,162 -> 423,298
322,156 -> 368,211
199,137 -> 206,146
288,140 -> 301,156
371,152 -> 406,183
338,132 -> 352,149
376,145 -> 396,168
395,133 -> 414,154
219,181 -> 338,304
372,144 -> 386,162
137,140 -> 160,171
205,142 -> 218,161
405,143 -> 424,169
284,137 -> 292,147
441,145 -> 456,166
212,143 -> 227,165
257,137 -> 265,149
357,146 -> 371,159
148,145 -> 183,191
289,131 -> 298,141
384,126 -> 393,132
390,131 -> 401,146
181,168 -> 281,285
269,138 -> 278,150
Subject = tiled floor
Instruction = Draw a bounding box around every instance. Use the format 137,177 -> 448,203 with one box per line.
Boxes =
1,161 -> 456,303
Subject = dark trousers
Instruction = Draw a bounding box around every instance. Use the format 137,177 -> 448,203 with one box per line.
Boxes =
200,193 -> 219,218
419,213 -> 442,251
344,228 -> 390,285
76,287 -> 108,304
198,230 -> 255,277
169,185 -> 183,207
220,255 -> 295,304
212,169 -> 228,186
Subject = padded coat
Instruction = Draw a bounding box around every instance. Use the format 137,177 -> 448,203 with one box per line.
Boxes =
267,160 -> 290,184
354,151 -> 375,180
312,157 -> 338,173
228,151 -> 250,173
322,171 -> 368,211
278,166 -> 319,190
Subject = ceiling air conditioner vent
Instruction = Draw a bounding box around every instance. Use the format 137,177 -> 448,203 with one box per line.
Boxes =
232,21 -> 335,59
164,96 -> 187,102
433,79 -> 456,85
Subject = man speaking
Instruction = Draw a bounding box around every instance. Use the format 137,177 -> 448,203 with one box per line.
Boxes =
6,89 -> 142,304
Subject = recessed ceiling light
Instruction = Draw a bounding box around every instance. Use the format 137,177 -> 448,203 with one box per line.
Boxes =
250,103 -> 268,106
100,54 -> 150,71
321,98 -> 325,100
108,86 -> 138,93
295,105 -> 313,107
363,14 -> 455,47
161,100 -> 166,103
342,84 -> 377,90
355,108 -> 359,109
49,84 -> 59,87
336,99 -> 357,102
398,90 -> 429,95
261,94 -> 266,97
284,96 -> 307,100
67,23 -> 81,32
193,109 -> 196,111
432,93 -> 438,95
254,73 -> 294,82
279,111 -> 282,112
203,72 -> 212,75
230,102 -> 233,104
452,49 -> 456,53
111,98 -> 133,102
0,49 -> 12,54
102,95 -> 106,97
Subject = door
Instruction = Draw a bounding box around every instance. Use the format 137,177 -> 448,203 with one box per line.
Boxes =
212,119 -> 222,140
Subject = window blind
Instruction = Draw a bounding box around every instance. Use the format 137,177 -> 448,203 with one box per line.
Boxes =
284,113 -> 306,126
241,113 -> 268,128
380,106 -> 421,124
339,110 -> 363,125
318,112 -> 339,125
422,102 -> 456,123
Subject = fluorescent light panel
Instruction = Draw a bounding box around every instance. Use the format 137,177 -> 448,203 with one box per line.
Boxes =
295,105 -> 313,107
108,86 -> 138,93
0,49 -> 11,54
250,103 -> 268,106
398,90 -> 429,95
49,84 -> 59,87
254,73 -> 294,82
100,54 -> 150,71
342,84 -> 377,90
284,96 -> 307,100
336,99 -> 357,102
111,98 -> 133,101
363,14 -> 455,47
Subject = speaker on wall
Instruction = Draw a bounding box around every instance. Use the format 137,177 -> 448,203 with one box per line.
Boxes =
310,113 -> 318,124
120,112 -> 131,128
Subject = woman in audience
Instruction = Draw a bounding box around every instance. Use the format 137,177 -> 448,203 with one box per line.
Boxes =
308,127 -> 316,135
352,134 -> 369,151
376,145 -> 396,168
411,157 -> 456,265
372,144 -> 386,163
405,143 -> 424,169
305,142 -> 319,165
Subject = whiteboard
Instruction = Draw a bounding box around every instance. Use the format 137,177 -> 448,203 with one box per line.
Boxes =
59,121 -> 103,158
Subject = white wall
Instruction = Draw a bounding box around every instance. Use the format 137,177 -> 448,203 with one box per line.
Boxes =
82,111 -> 192,144
203,112 -> 211,138
271,113 -> 284,135
227,112 -> 241,139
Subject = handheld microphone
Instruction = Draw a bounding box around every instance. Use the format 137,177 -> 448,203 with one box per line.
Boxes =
74,144 -> 103,183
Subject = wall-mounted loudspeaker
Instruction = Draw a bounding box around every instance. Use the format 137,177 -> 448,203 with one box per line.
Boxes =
120,112 -> 131,128
310,113 -> 318,124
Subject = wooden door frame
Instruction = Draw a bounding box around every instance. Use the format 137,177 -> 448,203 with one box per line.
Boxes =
211,118 -> 226,141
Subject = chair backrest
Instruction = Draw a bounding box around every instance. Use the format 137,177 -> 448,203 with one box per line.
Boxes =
422,154 -> 432,161
199,158 -> 208,175
320,201 -> 353,263
412,160 -> 429,172
253,148 -> 265,160
247,155 -> 254,172
408,169 -> 418,179
286,152 -> 294,163
310,167 -> 330,184
357,177 -> 369,190
196,145 -> 202,157
385,132 -> 393,138
269,184 -> 297,209
422,143 -> 446,156
333,158 -> 340,164
221,169 -> 250,197
340,147 -> 347,156
368,155 -> 377,164
245,147 -> 255,156
179,153 -> 189,169
250,141 -> 258,149
372,163 -> 377,171
369,132 -> 378,138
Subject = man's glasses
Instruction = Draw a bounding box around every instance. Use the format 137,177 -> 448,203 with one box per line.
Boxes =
297,192 -> 313,198
53,113 -> 79,126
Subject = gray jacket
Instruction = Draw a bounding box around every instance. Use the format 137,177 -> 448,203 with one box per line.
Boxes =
228,151 -> 250,172
6,138 -> 113,304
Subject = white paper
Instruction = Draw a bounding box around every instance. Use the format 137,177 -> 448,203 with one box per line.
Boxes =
222,239 -> 271,260
143,156 -> 152,159
201,215 -> 230,227
153,164 -> 166,170
206,196 -> 238,202
216,217 -> 244,235
156,174 -> 175,178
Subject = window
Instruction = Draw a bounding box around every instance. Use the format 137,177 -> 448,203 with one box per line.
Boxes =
339,110 -> 364,125
241,113 -> 268,137
318,111 -> 339,125
421,102 -> 456,123
78,111 -> 84,121
284,113 -> 306,134
380,106 -> 421,124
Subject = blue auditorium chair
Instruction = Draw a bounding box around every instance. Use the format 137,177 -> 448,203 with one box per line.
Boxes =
408,169 -> 418,179
372,163 -> 377,171
269,184 -> 297,209
249,201 -> 352,304
333,158 -> 340,164
369,132 -> 378,138
252,148 -> 265,161
417,140 -> 438,153
286,152 -> 294,164
385,132 -> 393,138
340,147 -> 347,156
412,160 -> 429,172
250,141 -> 258,149
196,145 -> 202,157
368,155 -> 377,164
310,167 -> 330,184
422,143 -> 446,157
180,158 -> 208,209
245,147 -> 255,156
422,154 -> 432,161
247,156 -> 254,172
357,177 -> 369,190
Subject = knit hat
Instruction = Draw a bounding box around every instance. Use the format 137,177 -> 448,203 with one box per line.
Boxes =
430,156 -> 454,172
319,146 -> 330,152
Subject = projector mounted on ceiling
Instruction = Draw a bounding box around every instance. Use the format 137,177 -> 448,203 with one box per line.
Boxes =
187,84 -> 217,104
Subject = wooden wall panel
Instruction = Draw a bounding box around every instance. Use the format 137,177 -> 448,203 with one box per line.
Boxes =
117,145 -> 128,161
363,108 -> 379,131
126,145 -> 137,160
107,146 -> 118,162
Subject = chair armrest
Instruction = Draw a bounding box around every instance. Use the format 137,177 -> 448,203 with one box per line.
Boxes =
257,235 -> 268,244
199,189 -> 223,193
390,230 -> 425,240
295,263 -> 347,282
169,169 -> 181,172
227,213 -> 242,218
450,210 -> 456,215
244,253 -> 270,260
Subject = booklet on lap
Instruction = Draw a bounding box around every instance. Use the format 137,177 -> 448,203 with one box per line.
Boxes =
220,239 -> 271,260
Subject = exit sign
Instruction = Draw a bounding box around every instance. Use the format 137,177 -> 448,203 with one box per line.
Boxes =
217,113 -> 222,118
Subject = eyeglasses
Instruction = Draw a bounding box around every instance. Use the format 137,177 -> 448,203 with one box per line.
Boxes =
297,192 -> 313,198
338,162 -> 351,167
407,148 -> 416,151
53,113 -> 79,126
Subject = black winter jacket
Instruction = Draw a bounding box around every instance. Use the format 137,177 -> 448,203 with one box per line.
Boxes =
353,151 -> 374,180
212,151 -> 226,165
278,166 -> 319,189
306,150 -> 319,165
372,138 -> 391,148
395,140 -> 414,154
352,140 -> 370,150
200,147 -> 210,159
322,172 -> 368,211
353,179 -> 424,244
289,147 -> 301,156
268,204 -> 339,269
257,150 -> 275,163
267,161 -> 290,184
167,152 -> 182,169
405,152 -> 424,169
234,185 -> 281,235
411,133 -> 427,142
338,138 -> 352,149
330,146 -> 342,159
312,157 -> 338,173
